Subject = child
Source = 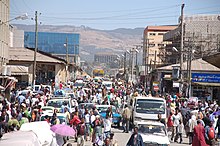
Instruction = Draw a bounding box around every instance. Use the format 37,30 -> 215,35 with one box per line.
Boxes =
177,120 -> 184,143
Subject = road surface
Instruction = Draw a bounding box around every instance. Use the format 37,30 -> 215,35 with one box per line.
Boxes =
66,127 -> 192,146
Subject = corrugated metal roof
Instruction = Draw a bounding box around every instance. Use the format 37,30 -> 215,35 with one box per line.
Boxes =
7,65 -> 28,75
9,47 -> 66,64
157,58 -> 220,72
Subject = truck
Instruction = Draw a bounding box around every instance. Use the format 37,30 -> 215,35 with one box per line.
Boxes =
129,95 -> 167,126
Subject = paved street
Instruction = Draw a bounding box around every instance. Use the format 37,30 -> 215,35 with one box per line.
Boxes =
66,127 -> 191,146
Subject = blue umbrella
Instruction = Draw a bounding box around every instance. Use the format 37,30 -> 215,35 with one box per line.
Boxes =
54,89 -> 66,96
213,110 -> 220,116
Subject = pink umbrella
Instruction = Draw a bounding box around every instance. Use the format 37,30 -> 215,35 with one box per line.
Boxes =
50,124 -> 75,136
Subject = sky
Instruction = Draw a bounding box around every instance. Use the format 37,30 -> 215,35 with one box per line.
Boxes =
10,0 -> 220,30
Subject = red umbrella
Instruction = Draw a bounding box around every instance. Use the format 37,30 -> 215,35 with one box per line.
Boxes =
50,124 -> 75,136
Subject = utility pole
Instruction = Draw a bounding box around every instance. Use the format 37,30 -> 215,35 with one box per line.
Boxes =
188,32 -> 194,98
123,52 -> 127,81
180,3 -> 185,95
33,11 -> 38,87
65,37 -> 69,83
145,39 -> 149,90
131,48 -> 134,82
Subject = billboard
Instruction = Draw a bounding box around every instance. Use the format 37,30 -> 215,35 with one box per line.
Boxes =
191,73 -> 220,83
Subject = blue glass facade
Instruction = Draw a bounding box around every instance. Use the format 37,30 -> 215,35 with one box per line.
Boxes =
24,32 -> 80,55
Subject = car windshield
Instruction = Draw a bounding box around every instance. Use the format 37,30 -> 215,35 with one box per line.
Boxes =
97,106 -> 116,113
136,99 -> 165,114
104,83 -> 111,87
138,124 -> 166,136
79,104 -> 94,110
47,100 -> 70,108
74,82 -> 84,87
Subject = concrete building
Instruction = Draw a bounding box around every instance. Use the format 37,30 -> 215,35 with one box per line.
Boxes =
94,52 -> 118,64
9,47 -> 68,88
163,14 -> 220,65
0,0 -> 10,68
143,25 -> 177,68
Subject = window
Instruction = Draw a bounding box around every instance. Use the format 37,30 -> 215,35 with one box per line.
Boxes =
149,44 -> 155,47
158,33 -> 164,35
149,33 -> 156,36
158,44 -> 165,47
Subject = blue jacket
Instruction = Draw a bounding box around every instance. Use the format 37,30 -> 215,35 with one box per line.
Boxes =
126,133 -> 144,146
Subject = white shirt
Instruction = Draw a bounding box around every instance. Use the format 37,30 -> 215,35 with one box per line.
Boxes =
104,118 -> 111,132
172,114 -> 180,127
91,115 -> 96,123
85,113 -> 90,124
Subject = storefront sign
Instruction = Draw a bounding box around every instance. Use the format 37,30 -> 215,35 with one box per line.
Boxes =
192,73 -> 220,83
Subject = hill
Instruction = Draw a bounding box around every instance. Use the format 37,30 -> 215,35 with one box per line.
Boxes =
14,24 -> 144,62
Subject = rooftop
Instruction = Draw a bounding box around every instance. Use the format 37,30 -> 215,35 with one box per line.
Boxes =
9,47 -> 66,64
144,25 -> 178,34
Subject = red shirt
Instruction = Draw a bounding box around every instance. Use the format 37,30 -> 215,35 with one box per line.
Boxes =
70,115 -> 81,125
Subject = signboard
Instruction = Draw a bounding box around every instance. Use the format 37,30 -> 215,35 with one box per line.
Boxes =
173,82 -> 180,87
154,86 -> 159,91
191,73 -> 220,83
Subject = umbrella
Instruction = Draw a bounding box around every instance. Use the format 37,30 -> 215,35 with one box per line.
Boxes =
50,124 -> 75,136
213,110 -> 220,116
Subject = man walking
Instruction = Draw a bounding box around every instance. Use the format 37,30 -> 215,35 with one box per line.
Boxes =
126,126 -> 144,146
122,105 -> 131,133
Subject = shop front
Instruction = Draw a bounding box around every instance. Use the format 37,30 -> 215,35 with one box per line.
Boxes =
191,73 -> 220,101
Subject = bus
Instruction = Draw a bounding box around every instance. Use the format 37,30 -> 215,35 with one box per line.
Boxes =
92,69 -> 104,78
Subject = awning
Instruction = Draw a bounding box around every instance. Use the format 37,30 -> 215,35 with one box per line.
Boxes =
193,82 -> 220,87
8,65 -> 28,75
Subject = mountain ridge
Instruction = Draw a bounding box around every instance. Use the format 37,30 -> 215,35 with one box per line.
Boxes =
13,24 -> 144,62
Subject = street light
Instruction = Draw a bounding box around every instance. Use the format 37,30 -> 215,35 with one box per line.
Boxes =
0,13 -> 28,25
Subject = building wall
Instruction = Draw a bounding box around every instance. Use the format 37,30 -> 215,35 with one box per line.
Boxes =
11,27 -> 24,47
0,0 -> 10,67
163,14 -> 220,64
94,54 -> 118,63
143,26 -> 177,68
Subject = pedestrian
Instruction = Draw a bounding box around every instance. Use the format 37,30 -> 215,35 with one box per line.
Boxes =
215,115 -> 220,139
167,111 -> 173,133
103,114 -> 112,140
188,114 -> 197,145
177,120 -> 184,143
192,120 -> 208,146
109,132 -> 118,146
126,126 -> 144,146
205,121 -> 215,146
77,118 -> 86,146
122,104 -> 131,133
92,115 -> 102,144
84,108 -> 91,141
171,109 -> 181,142
70,112 -> 81,142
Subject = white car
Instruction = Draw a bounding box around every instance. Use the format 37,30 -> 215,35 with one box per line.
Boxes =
46,98 -> 75,113
136,121 -> 170,145
102,81 -> 113,90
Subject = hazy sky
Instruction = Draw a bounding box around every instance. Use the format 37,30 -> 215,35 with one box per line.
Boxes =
10,0 -> 220,30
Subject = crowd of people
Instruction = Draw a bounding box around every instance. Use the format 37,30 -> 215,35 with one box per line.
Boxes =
164,94 -> 220,146
0,78 -> 220,146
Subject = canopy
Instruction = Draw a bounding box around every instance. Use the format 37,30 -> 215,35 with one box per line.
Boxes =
20,121 -> 56,146
0,131 -> 41,146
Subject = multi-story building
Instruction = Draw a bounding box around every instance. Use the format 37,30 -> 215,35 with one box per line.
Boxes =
163,14 -> 220,64
143,25 -> 177,70
94,52 -> 118,64
0,0 -> 10,68
24,32 -> 80,65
